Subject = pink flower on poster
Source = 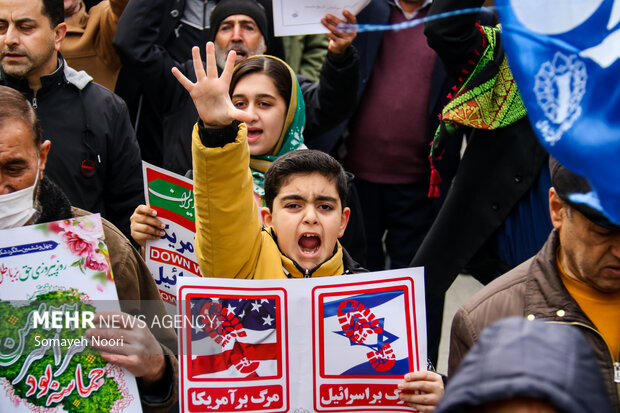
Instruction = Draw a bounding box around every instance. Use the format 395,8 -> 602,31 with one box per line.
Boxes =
62,230 -> 95,257
49,214 -> 112,281
85,252 -> 109,273
58,215 -> 102,242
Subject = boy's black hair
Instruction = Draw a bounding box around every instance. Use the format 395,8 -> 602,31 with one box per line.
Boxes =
264,150 -> 348,211
41,0 -> 65,27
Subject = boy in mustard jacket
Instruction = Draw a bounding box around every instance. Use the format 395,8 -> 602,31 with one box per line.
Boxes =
123,42 -> 444,411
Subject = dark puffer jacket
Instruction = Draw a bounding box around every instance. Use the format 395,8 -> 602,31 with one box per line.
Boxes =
438,317 -> 613,413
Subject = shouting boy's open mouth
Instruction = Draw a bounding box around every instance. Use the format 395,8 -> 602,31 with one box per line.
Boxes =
298,233 -> 321,256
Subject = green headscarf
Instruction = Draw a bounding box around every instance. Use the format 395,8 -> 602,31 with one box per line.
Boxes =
239,55 -> 306,207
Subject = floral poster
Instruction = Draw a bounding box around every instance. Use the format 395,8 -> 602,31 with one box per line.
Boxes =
0,214 -> 142,412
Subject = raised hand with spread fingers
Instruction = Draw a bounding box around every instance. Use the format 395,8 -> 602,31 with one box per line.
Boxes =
171,42 -> 257,128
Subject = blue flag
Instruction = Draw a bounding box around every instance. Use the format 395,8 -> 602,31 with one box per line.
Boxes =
496,0 -> 620,224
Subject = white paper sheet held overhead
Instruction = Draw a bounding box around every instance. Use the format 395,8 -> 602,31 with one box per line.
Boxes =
273,0 -> 370,36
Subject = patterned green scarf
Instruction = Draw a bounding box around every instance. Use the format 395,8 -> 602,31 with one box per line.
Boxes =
428,24 -> 528,197
245,56 -> 306,206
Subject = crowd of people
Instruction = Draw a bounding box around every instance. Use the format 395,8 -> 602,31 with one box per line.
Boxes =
0,0 -> 618,412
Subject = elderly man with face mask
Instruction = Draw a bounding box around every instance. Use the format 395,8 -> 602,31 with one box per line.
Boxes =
0,85 -> 178,412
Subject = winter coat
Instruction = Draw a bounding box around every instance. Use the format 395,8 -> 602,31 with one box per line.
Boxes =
62,0 -> 129,91
449,231 -> 620,412
192,122 -> 366,279
282,34 -> 329,82
0,58 -> 144,241
438,317 -> 613,413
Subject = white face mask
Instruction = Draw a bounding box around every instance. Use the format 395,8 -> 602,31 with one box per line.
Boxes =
0,159 -> 40,230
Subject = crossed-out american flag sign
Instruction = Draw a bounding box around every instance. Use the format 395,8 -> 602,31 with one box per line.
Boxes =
188,297 -> 280,379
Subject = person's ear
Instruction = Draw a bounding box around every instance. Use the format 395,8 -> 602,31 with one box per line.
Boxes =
337,207 -> 351,238
260,207 -> 273,227
38,140 -> 51,179
53,23 -> 67,52
549,188 -> 565,230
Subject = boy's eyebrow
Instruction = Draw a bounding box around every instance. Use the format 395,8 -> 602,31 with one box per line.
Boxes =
279,194 -> 338,203
316,195 -> 338,203
279,195 -> 305,203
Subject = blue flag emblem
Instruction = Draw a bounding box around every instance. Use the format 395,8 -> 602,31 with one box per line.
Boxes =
496,0 -> 620,224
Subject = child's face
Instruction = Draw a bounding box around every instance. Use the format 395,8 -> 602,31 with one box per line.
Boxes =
231,73 -> 287,156
261,172 -> 350,271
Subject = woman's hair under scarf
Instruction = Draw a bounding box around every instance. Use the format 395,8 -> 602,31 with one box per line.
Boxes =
231,55 -> 306,206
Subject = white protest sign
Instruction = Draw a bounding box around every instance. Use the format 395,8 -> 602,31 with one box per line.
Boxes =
177,268 -> 427,412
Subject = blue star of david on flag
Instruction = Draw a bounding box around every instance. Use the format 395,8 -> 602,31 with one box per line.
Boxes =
323,290 -> 411,376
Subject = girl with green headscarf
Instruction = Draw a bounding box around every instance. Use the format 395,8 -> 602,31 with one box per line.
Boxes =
231,55 -> 307,207
130,54 -> 307,245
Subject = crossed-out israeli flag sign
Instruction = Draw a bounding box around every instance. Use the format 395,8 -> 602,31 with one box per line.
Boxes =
496,0 -> 620,224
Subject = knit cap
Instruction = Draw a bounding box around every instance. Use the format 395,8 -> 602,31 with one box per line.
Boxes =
208,0 -> 269,49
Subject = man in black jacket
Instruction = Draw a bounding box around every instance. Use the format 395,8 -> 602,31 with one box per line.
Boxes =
0,0 -> 144,241
114,0 -> 360,175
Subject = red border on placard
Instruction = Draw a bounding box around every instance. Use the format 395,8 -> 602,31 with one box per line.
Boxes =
185,292 -> 283,381
317,284 -> 415,379
311,277 -> 419,413
145,166 -> 195,232
178,286 -> 290,413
